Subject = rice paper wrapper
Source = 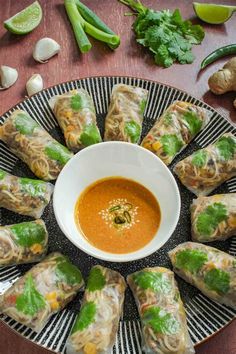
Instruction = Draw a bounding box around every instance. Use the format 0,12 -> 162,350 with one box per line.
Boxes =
0,219 -> 48,266
104,84 -> 148,144
0,168 -> 53,218
191,193 -> 236,242
0,252 -> 84,332
169,242 -> 236,309
66,265 -> 126,354
49,89 -> 102,152
127,267 -> 195,354
174,133 -> 236,196
0,110 -> 73,181
142,101 -> 211,166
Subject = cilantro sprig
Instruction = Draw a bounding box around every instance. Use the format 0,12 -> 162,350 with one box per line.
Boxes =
196,202 -> 228,237
119,1 -> 205,67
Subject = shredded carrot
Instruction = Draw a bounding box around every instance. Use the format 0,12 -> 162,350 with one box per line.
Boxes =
6,294 -> 17,304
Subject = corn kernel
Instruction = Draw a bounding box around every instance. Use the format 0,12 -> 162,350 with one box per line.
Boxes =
84,342 -> 97,354
152,141 -> 162,151
51,301 -> 59,311
64,111 -> 72,119
45,292 -> 57,301
142,142 -> 152,150
30,243 -> 42,254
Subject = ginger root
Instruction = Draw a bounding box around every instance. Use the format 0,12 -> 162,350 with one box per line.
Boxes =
208,57 -> 236,109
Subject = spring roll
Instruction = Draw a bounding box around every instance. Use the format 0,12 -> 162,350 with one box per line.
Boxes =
0,110 -> 73,181
0,220 -> 48,266
0,253 -> 84,332
169,242 -> 236,309
174,133 -> 236,196
49,89 -> 102,152
127,267 -> 194,354
0,168 -> 53,218
141,101 -> 210,165
67,265 -> 126,354
191,193 -> 236,242
104,84 -> 148,143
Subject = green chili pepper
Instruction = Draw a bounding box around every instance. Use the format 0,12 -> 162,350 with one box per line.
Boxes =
200,44 -> 236,70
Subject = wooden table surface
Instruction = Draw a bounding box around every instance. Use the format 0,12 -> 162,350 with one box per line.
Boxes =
0,0 -> 235,353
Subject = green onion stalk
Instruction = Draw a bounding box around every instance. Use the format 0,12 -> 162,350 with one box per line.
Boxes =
64,0 -> 120,53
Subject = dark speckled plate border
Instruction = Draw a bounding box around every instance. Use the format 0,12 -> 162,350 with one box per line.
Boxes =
0,76 -> 236,353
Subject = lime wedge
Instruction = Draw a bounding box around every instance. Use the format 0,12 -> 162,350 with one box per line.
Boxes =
193,2 -> 236,24
4,1 -> 42,34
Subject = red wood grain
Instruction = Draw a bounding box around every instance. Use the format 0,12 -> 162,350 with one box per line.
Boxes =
0,0 -> 235,353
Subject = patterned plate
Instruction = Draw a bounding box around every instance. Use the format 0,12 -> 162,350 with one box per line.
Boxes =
0,76 -> 236,354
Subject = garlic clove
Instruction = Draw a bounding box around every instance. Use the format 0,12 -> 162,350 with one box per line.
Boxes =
0,65 -> 18,90
26,74 -> 43,96
33,37 -> 61,63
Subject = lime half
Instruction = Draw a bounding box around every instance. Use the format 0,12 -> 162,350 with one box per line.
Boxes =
4,1 -> 42,34
193,2 -> 236,24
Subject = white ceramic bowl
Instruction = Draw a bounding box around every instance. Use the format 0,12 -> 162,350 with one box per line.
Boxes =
53,142 -> 181,262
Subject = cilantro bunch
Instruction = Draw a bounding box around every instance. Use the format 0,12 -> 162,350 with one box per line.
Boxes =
120,0 -> 205,67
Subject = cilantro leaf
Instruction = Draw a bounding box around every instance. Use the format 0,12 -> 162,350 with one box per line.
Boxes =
204,269 -> 230,295
192,150 -> 207,167
44,142 -> 72,165
87,267 -> 106,292
154,44 -> 174,68
196,202 -> 228,237
142,306 -> 180,335
15,113 -> 39,135
175,249 -> 208,273
178,50 -> 195,64
70,92 -> 94,112
72,302 -> 96,333
182,23 -> 205,44
10,221 -> 46,247
124,120 -> 141,143
140,98 -> 147,115
80,124 -> 101,147
20,178 -> 46,197
160,134 -> 184,156
181,111 -> 202,136
215,135 -> 236,161
0,168 -> 6,180
55,258 -> 83,286
171,9 -> 183,25
16,274 -> 46,316
132,271 -> 171,294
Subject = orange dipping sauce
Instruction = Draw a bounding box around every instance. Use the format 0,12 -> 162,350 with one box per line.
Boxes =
74,177 -> 161,254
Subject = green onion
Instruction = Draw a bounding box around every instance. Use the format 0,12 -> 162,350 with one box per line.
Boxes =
64,0 -> 91,53
75,0 -> 120,49
64,0 -> 120,53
